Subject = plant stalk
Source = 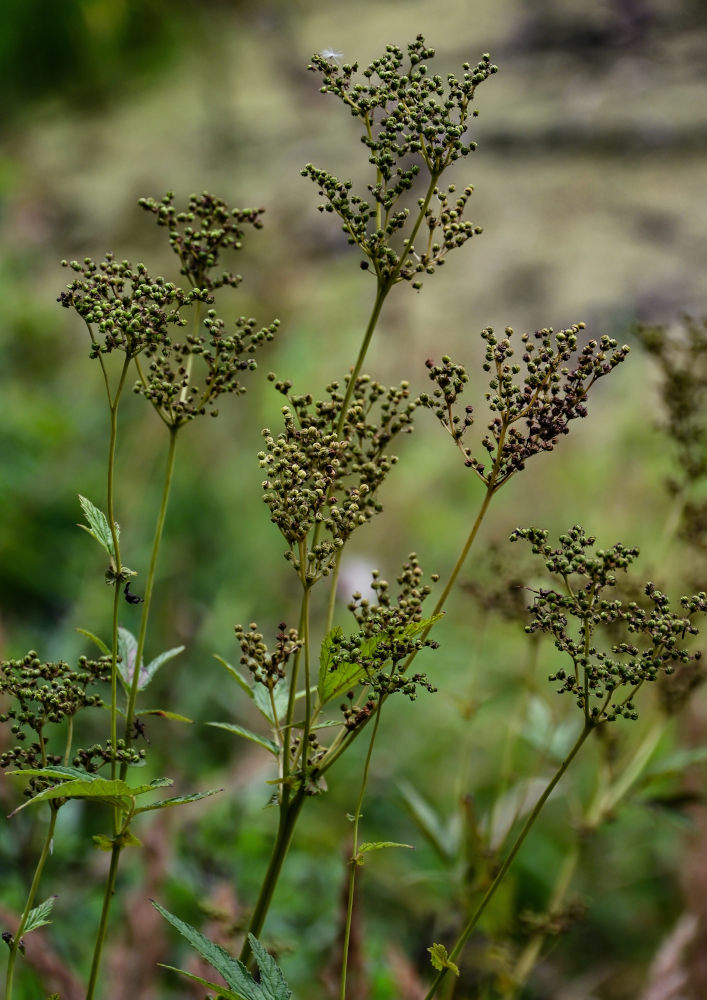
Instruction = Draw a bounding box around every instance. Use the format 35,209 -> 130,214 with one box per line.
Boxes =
422,723 -> 594,1000
5,805 -> 58,1000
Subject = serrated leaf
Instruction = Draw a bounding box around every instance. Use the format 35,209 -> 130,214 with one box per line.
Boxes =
355,841 -> 413,865
248,934 -> 292,1000
23,896 -> 57,935
134,787 -> 222,815
159,964 -> 245,1000
152,901 -> 261,999
76,628 -> 111,656
8,765 -> 99,782
213,654 -> 254,699
141,646 -> 185,690
428,943 -> 459,976
9,776 -> 172,817
207,722 -> 279,756
9,778 -> 133,817
78,494 -> 118,558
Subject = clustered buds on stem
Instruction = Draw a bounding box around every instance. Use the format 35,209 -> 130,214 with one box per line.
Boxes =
304,35 -> 496,288
0,652 -> 111,795
59,193 -> 278,427
259,375 -> 417,581
234,621 -> 303,688
511,525 -> 707,724
422,325 -> 630,489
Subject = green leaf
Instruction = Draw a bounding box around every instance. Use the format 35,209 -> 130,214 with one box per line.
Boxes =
252,680 -> 290,725
8,765 -> 99,782
9,778 -> 133,817
78,494 -> 118,558
355,841 -> 413,864
136,709 -> 193,723
248,934 -> 293,1000
428,943 -> 459,977
134,787 -> 223,815
152,901 -> 261,999
207,722 -> 279,756
23,896 -> 57,935
141,646 -> 185,690
642,746 -> 707,783
76,628 -> 111,656
9,776 -> 172,817
213,654 -> 254,699
118,626 -> 139,691
93,829 -> 142,850
159,964 -> 244,1000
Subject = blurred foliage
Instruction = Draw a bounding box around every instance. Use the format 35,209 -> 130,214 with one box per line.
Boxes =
1,1 -> 707,998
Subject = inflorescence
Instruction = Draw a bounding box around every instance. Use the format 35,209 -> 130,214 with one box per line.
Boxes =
260,375 -> 418,581
59,193 -> 278,428
511,525 -> 707,724
422,325 -> 630,489
304,35 -> 496,288
0,652 -> 111,795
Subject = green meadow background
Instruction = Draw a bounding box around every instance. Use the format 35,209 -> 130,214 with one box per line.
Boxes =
1,1 -> 707,997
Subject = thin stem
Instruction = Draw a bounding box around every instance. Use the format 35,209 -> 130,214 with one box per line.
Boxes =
422,723 -> 595,1000
239,790 -> 306,966
85,843 -> 121,1000
336,280 -> 389,437
122,425 -> 180,764
5,805 -> 58,1000
340,700 -> 383,1000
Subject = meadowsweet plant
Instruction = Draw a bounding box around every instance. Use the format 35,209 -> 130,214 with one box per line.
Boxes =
1,32 -> 704,1000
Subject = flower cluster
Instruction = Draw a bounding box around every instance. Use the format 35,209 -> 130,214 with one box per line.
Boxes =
304,36 -> 496,287
422,325 -> 630,489
59,254 -> 202,359
331,555 -> 440,729
0,652 -> 111,795
138,191 -> 264,290
511,526 -> 707,724
59,194 -> 278,427
260,376 -> 418,580
234,621 -> 303,689
72,739 -> 145,773
135,308 -> 279,426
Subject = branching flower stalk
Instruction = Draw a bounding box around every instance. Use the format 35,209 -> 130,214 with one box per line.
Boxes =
422,526 -> 706,998
56,193 -> 276,999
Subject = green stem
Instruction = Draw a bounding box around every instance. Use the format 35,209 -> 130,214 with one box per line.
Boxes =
422,723 -> 595,1000
340,700 -> 383,1000
239,790 -> 306,966
5,805 -> 58,1000
336,280 -> 389,436
122,425 -> 180,763
85,842 -> 121,1000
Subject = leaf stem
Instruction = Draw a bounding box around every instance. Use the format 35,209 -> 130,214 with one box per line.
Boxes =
422,723 -> 595,1000
5,804 -> 58,1000
340,699 -> 383,1000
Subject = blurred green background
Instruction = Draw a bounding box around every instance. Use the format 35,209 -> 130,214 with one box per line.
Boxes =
1,1 -> 707,998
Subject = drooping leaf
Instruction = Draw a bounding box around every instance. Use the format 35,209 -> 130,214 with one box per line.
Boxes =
118,626 -> 140,691
252,679 -> 290,725
136,709 -> 193,723
152,901 -> 261,999
76,628 -> 111,656
78,494 -> 118,558
213,654 -> 254,699
140,646 -> 185,690
134,787 -> 223,815
23,896 -> 57,935
207,722 -> 279,756
159,964 -> 244,1000
8,765 -> 100,782
9,776 -> 173,817
428,942 -> 459,976
248,934 -> 293,1000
